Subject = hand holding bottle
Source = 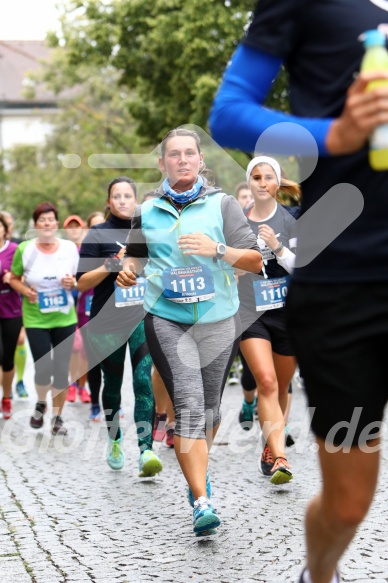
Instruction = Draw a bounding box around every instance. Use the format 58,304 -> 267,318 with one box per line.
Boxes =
326,29 -> 388,169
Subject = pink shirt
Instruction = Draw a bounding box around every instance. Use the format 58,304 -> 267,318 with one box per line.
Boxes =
0,241 -> 22,319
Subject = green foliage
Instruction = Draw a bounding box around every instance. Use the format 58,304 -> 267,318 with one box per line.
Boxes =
3,0 -> 292,228
46,0 -> 289,145
4,67 -> 147,228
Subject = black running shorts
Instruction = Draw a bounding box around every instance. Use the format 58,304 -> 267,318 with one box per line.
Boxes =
240,307 -> 294,356
286,281 -> 388,447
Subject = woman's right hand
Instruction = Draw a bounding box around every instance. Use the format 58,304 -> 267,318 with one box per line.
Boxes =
326,71 -> 388,155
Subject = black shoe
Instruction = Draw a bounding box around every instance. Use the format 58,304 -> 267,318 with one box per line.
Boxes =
51,415 -> 68,435
286,433 -> 295,447
30,401 -> 47,429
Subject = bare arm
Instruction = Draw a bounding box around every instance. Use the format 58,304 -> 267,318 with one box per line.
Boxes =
178,233 -> 262,273
77,240 -> 126,292
10,273 -> 37,304
77,266 -> 111,292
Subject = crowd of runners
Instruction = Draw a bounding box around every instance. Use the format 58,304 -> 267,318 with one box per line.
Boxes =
2,2 -> 388,582
0,128 -> 302,538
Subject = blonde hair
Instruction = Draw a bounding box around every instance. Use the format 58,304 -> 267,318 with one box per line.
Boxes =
277,169 -> 301,203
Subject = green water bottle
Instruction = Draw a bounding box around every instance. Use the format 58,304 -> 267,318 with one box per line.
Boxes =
361,29 -> 388,170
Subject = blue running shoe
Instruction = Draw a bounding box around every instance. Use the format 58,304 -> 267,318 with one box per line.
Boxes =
187,471 -> 211,507
16,380 -> 28,397
193,497 -> 220,535
106,429 -> 125,470
89,404 -> 101,421
138,449 -> 163,477
239,398 -> 255,430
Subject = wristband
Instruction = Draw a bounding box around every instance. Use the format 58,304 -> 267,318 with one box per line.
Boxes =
273,242 -> 283,255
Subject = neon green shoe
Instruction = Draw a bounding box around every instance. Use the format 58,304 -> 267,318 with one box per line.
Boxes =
139,449 -> 163,477
106,429 -> 125,470
269,456 -> 293,485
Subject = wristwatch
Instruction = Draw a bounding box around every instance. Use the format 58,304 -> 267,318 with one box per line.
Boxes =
104,255 -> 123,273
213,242 -> 227,263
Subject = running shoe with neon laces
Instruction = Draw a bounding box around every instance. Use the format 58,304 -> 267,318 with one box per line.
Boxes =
30,401 -> 47,429
106,429 -> 125,470
1,398 -> 12,420
193,496 -> 220,535
188,471 -> 211,507
89,404 -> 101,421
260,444 -> 274,476
51,415 -> 68,436
165,425 -> 174,448
78,387 -> 91,403
138,449 -> 163,477
153,412 -> 167,441
66,383 -> 77,402
238,398 -> 255,430
15,380 -> 28,397
269,456 -> 293,485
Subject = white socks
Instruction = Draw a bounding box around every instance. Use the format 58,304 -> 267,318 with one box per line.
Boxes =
303,570 -> 339,583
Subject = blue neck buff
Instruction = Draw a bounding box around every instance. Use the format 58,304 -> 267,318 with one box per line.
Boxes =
162,175 -> 204,204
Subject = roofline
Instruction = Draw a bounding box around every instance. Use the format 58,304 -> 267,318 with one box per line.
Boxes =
0,40 -> 48,63
0,102 -> 58,109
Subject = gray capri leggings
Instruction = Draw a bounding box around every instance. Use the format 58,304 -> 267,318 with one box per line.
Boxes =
144,312 -> 241,438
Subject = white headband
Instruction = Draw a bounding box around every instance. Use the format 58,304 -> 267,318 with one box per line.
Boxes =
246,156 -> 281,185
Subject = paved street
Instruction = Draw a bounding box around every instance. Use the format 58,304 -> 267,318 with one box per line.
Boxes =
0,348 -> 387,583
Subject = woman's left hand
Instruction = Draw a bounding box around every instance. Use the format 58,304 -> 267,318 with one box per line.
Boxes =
258,225 -> 279,252
61,274 -> 76,290
178,233 -> 217,257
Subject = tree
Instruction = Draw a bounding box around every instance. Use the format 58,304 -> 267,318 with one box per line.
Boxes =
3,0 -> 293,228
4,67 -> 159,228
46,0 -> 289,145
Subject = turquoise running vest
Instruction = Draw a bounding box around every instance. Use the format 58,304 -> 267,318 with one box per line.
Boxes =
141,192 -> 239,324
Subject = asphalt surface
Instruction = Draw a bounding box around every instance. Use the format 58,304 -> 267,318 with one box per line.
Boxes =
0,349 -> 387,583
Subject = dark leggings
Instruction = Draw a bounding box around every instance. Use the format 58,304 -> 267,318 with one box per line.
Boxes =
80,326 -> 102,405
26,325 -> 76,388
239,350 -> 256,391
0,317 -> 23,371
88,321 -> 154,449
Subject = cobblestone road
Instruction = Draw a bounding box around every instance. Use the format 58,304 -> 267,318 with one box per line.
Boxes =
0,350 -> 387,583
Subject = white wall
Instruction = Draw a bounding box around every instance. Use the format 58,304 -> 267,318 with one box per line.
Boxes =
0,108 -> 57,151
